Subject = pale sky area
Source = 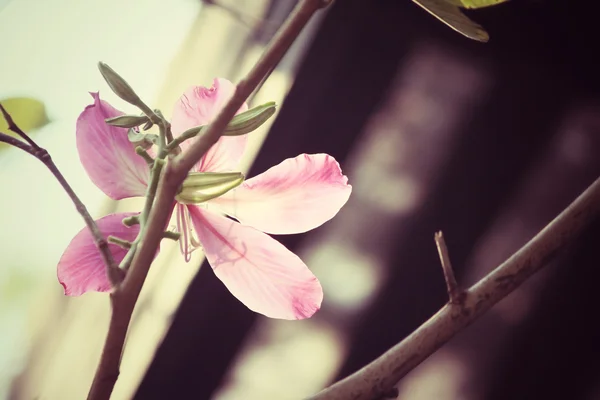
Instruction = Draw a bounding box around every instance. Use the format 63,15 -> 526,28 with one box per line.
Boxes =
0,0 -> 200,396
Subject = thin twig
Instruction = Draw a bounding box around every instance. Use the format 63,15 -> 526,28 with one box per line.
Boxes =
0,131 -> 37,154
86,1 -> 332,399
434,231 -> 463,304
0,129 -> 122,286
308,176 -> 600,400
0,102 -> 41,149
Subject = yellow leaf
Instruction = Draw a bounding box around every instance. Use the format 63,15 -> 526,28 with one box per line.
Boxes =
0,97 -> 49,150
412,0 -> 490,42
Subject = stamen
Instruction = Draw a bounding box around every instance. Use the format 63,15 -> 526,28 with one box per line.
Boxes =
176,203 -> 190,261
182,206 -> 194,262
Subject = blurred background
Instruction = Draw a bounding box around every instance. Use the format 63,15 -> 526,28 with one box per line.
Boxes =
1,0 -> 600,399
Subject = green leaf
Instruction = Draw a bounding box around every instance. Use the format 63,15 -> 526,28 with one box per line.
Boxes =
446,0 -> 509,9
0,97 -> 50,150
412,0 -> 490,42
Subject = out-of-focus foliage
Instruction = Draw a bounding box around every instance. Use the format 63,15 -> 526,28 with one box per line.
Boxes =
412,0 -> 504,42
0,97 -> 49,150
446,0 -> 509,9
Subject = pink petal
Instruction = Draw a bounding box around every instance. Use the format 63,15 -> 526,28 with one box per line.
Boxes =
57,212 -> 140,296
170,78 -> 249,172
76,92 -> 150,199
210,154 -> 352,234
198,135 -> 248,173
188,206 -> 323,320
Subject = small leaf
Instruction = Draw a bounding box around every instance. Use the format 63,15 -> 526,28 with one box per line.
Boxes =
448,0 -> 509,9
412,0 -> 490,42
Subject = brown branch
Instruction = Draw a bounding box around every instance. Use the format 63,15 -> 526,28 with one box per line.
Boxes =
434,231 -> 464,304
0,129 -> 122,287
308,176 -> 600,400
86,1 -> 332,399
0,131 -> 37,154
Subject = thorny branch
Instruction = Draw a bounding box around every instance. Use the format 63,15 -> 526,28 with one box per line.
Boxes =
309,177 -> 600,400
435,231 -> 464,304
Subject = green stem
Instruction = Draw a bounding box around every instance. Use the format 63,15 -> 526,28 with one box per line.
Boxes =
166,125 -> 204,151
119,120 -> 169,271
162,231 -> 181,241
140,158 -> 166,225
108,236 -> 132,249
135,146 -> 154,164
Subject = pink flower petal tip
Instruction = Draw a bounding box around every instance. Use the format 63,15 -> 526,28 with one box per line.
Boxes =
57,213 -> 140,296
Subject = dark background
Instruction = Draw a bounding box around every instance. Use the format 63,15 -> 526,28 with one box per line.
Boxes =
135,1 -> 600,399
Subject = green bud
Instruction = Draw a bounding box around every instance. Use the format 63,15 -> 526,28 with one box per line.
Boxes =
128,128 -> 158,150
105,114 -> 150,128
122,215 -> 140,226
224,101 -> 276,136
97,62 -> 143,107
176,172 -> 244,204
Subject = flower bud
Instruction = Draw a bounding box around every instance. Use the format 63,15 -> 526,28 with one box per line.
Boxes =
224,101 -> 276,136
176,172 -> 244,204
171,102 -> 277,150
122,215 -> 140,226
97,62 -> 143,107
128,128 -> 157,150
105,114 -> 150,128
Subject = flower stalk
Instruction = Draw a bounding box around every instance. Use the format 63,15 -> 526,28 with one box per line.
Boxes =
87,2 -> 333,399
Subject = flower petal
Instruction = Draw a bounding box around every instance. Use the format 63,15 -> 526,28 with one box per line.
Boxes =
188,206 -> 322,320
210,154 -> 352,234
57,212 -> 139,296
170,78 -> 249,172
198,135 -> 248,172
76,92 -> 149,199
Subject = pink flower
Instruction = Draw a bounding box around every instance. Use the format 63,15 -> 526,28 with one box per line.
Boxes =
58,78 -> 351,320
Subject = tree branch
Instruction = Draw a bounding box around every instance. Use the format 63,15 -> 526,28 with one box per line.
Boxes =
86,1 -> 332,399
434,231 -> 464,304
0,129 -> 121,286
308,176 -> 600,400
